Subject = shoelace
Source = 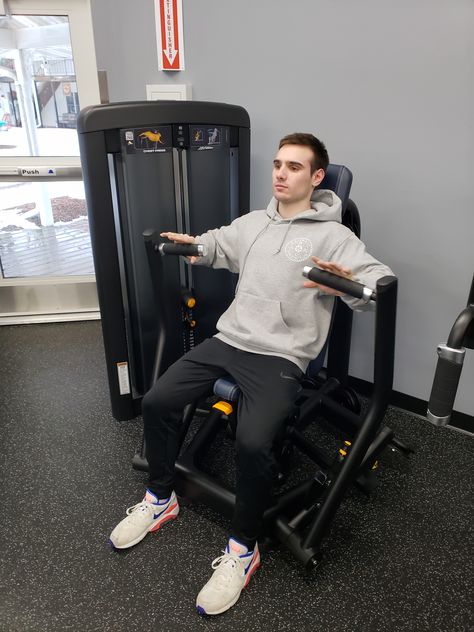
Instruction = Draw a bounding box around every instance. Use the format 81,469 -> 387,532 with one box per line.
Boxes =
210,552 -> 245,587
125,500 -> 156,516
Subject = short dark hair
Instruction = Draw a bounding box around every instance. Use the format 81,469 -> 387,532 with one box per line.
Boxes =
278,133 -> 329,173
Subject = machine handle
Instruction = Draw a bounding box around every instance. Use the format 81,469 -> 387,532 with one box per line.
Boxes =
427,345 -> 465,426
158,242 -> 206,257
302,266 -> 376,302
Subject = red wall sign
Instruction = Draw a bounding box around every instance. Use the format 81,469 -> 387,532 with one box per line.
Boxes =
155,0 -> 185,71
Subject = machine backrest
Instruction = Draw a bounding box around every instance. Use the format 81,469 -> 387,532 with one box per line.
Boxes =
307,163 -> 358,377
316,164 -> 353,213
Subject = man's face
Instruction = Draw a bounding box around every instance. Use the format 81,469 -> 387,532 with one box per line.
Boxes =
272,144 -> 324,206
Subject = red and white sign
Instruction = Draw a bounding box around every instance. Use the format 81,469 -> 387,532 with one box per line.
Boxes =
155,0 -> 185,71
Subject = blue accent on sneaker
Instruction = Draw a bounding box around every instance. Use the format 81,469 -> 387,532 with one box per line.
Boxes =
108,538 -> 127,551
156,497 -> 171,505
196,606 -> 207,616
152,507 -> 168,520
243,555 -> 254,574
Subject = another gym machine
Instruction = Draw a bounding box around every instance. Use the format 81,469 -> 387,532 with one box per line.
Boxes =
427,273 -> 474,427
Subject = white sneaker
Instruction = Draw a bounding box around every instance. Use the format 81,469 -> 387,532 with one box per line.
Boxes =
196,538 -> 261,615
109,489 -> 179,549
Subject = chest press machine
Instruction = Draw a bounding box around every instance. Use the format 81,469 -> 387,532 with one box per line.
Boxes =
79,101 -> 409,569
138,231 -> 403,568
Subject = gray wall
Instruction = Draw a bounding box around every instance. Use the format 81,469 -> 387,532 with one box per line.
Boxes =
91,0 -> 474,417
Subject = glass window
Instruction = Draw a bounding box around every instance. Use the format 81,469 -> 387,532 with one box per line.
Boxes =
0,14 -> 80,157
0,180 -> 93,277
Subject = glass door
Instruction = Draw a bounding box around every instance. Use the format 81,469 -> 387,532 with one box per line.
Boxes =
0,0 -> 101,323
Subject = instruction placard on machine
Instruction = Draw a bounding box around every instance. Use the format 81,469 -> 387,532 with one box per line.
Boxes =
123,126 -> 172,154
190,126 -> 229,150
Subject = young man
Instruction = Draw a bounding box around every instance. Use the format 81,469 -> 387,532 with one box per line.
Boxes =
109,133 -> 393,615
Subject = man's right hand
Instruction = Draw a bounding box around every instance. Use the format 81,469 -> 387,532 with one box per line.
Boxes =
160,232 -> 199,263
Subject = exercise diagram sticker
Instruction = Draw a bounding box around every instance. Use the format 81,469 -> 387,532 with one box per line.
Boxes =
123,126 -> 172,154
190,126 -> 229,150
285,237 -> 313,262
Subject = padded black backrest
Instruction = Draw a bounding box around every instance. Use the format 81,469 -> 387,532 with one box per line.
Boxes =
315,163 -> 353,213
313,163 -> 360,237
306,163 -> 356,377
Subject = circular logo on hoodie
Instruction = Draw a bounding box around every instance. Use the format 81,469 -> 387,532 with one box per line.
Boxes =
284,237 -> 313,262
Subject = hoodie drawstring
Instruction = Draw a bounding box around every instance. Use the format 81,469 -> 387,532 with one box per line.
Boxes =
273,220 -> 293,254
235,219 -> 273,294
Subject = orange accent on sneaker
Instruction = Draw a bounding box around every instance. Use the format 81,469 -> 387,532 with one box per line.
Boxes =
149,502 -> 179,532
243,552 -> 261,588
230,541 -> 244,554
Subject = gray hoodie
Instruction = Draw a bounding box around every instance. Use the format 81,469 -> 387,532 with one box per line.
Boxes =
195,190 -> 393,372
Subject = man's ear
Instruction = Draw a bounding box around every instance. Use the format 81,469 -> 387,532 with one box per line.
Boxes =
312,168 -> 325,188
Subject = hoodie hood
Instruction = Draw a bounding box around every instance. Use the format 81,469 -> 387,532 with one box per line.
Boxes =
265,188 -> 343,223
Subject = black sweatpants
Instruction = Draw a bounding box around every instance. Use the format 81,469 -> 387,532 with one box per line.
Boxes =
141,337 -> 303,548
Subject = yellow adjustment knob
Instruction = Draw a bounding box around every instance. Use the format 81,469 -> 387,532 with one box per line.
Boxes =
181,289 -> 196,308
213,401 -> 234,415
189,319 -> 196,328
344,440 -> 352,446
339,449 -> 347,457
371,460 -> 379,470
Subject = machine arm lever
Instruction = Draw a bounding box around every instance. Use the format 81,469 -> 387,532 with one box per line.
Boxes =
158,243 -> 206,257
302,266 -> 375,302
143,229 -> 206,257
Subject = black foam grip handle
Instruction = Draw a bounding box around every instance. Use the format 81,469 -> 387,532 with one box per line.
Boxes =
160,243 -> 202,256
306,267 -> 368,300
427,357 -> 463,418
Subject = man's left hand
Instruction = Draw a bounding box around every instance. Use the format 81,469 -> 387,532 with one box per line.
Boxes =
303,256 -> 354,296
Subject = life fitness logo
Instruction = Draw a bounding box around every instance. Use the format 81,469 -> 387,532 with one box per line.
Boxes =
284,238 -> 313,262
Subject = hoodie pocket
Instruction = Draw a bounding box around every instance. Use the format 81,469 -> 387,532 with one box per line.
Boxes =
217,290 -> 295,350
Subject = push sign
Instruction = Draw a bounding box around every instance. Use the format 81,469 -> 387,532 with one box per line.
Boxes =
20,167 -> 57,176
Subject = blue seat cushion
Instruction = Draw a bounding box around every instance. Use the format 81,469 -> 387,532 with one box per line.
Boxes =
213,376 -> 241,402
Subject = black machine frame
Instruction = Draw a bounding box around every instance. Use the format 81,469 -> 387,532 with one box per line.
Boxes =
77,101 -> 251,421
134,218 -> 402,569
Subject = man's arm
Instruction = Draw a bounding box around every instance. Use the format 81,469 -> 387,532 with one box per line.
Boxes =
161,217 -> 243,272
305,235 -> 394,310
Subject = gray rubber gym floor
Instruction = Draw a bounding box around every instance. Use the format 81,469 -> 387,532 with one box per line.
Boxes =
0,321 -> 472,632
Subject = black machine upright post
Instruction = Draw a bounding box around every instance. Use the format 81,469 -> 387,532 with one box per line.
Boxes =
300,275 -> 397,551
